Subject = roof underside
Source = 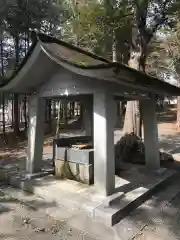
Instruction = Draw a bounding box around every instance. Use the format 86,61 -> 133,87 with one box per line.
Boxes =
0,32 -> 180,96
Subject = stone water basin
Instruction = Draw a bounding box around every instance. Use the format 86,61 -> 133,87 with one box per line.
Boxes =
53,136 -> 94,184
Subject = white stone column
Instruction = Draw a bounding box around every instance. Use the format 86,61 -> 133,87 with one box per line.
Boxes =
93,91 -> 116,196
83,97 -> 93,136
26,94 -> 45,174
141,98 -> 160,169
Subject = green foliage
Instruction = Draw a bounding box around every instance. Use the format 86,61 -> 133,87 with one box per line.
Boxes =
62,0 -> 133,61
147,21 -> 180,84
146,36 -> 173,79
0,0 -> 180,78
0,0 -> 70,77
4,0 -> 68,36
63,2 -> 105,50
166,22 -> 180,77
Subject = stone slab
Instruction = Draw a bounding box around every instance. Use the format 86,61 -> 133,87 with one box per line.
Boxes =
55,147 -> 94,165
68,148 -> 94,165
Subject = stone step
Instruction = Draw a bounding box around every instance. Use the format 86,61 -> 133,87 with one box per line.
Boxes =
4,174 -> 98,214
93,170 -> 176,226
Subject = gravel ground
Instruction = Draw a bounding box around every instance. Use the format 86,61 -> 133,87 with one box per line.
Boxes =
133,192 -> 180,240
1,182 -> 180,240
0,190 -> 97,240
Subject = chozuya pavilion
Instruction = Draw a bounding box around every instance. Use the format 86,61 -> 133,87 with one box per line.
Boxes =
1,32 -> 180,200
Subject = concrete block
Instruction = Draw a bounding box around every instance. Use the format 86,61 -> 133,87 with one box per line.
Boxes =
7,175 -> 34,193
103,192 -> 125,207
81,201 -> 100,218
54,160 -> 64,178
79,164 -> 91,184
93,204 -> 117,226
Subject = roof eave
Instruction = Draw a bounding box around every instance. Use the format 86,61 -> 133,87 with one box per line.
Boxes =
1,43 -> 41,92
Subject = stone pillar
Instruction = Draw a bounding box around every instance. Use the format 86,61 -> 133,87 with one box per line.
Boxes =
93,91 -> 116,196
83,97 -> 93,136
141,98 -> 160,169
26,94 -> 45,174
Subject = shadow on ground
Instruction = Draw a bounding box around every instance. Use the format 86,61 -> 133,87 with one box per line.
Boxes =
114,174 -> 180,240
159,132 -> 180,153
0,187 -> 58,215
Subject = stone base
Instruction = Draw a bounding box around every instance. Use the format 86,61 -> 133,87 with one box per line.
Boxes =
2,164 -> 176,226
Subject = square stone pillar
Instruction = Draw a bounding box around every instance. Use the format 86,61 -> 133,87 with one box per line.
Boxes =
93,91 -> 116,196
141,98 -> 160,169
26,94 -> 45,174
83,96 -> 93,136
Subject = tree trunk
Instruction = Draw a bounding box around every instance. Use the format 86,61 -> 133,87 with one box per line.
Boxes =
11,97 -> 14,128
56,101 -> 61,138
2,92 -> 6,138
13,93 -> 20,135
53,100 -> 56,118
20,99 -> 23,123
24,94 -> 27,131
123,51 -> 142,136
13,35 -> 20,135
104,0 -> 115,61
48,99 -> 52,130
0,33 -> 6,139
123,101 -> 136,134
72,101 -> 75,117
123,23 -> 145,137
